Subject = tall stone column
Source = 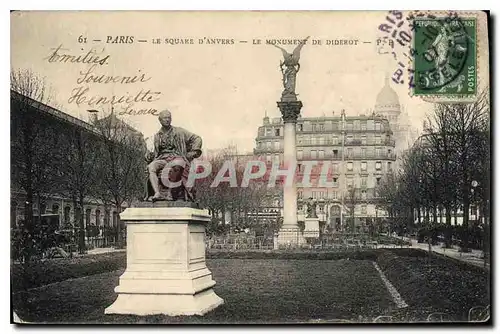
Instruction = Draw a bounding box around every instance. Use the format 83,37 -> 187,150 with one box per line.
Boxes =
277,100 -> 305,247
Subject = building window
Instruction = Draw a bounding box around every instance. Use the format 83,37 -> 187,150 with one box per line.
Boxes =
375,161 -> 382,170
85,208 -> 91,228
266,154 -> 272,162
319,205 -> 324,213
312,123 -> 317,132
275,128 -> 280,136
333,162 -> 339,172
375,122 -> 381,130
39,202 -> 47,215
96,209 -> 101,226
388,162 -> 392,171
104,210 -> 110,227
376,177 -> 381,185
333,135 -> 339,144
347,122 -> 353,130
347,177 -> 354,188
318,123 -> 325,131
361,205 -> 367,214
361,135 -> 367,145
298,124 -> 303,132
376,147 -> 382,157
332,121 -> 339,130
297,163 -> 303,172
361,161 -> 367,171
266,141 -> 272,149
318,150 -> 325,159
332,191 -> 337,199
361,121 -> 367,131
361,190 -> 367,199
298,136 -> 303,144
311,150 -> 317,159
274,141 -> 280,149
347,162 -> 353,171
266,128 -> 272,136
347,135 -> 353,143
361,177 -> 367,187
318,136 -> 325,145
298,190 -> 303,199
64,206 -> 71,225
375,135 -> 382,144
361,147 -> 367,157
52,204 -> 60,215
311,137 -> 317,145
312,191 -> 317,199
333,177 -> 338,186
333,149 -> 339,158
297,150 -> 303,160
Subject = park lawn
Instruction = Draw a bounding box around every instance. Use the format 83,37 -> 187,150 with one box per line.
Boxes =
380,249 -> 490,322
11,252 -> 126,293
13,259 -> 394,323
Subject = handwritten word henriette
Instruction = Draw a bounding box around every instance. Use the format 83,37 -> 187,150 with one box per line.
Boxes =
45,45 -> 110,65
76,64 -> 151,85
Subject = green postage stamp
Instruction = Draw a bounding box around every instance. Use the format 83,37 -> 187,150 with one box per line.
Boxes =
413,15 -> 477,97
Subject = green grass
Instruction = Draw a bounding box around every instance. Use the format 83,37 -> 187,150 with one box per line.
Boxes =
13,259 -> 393,323
11,248 -> 491,323
11,252 -> 126,293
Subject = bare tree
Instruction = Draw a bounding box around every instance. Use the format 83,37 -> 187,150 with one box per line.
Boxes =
10,68 -> 60,263
58,126 -> 101,254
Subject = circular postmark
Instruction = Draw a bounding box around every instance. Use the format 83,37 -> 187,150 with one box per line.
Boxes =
414,14 -> 471,92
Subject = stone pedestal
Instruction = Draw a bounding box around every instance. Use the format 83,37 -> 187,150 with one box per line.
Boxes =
105,204 -> 224,316
304,218 -> 320,238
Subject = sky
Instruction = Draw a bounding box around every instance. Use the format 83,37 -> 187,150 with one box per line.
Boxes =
10,11 -> 489,153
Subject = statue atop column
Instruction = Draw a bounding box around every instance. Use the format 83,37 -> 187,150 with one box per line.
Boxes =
144,110 -> 202,202
271,36 -> 310,101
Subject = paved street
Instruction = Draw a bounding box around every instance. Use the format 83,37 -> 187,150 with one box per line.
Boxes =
401,237 -> 489,269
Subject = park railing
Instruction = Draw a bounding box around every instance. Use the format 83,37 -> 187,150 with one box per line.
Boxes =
206,232 -> 412,251
207,235 -> 275,250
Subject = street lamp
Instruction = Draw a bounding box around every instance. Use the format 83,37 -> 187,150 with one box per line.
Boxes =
471,180 -> 479,220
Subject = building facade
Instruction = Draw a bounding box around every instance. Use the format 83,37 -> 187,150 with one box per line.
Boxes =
10,90 -> 145,244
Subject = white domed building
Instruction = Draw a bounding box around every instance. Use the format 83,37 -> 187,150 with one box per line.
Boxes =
375,75 -> 401,123
374,76 -> 415,164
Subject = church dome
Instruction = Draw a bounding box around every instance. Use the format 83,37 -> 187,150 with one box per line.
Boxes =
375,75 -> 401,115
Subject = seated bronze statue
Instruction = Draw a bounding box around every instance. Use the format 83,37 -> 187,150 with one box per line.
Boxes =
144,110 -> 202,202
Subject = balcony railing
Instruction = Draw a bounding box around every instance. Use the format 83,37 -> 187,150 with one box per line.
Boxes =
253,150 -> 397,161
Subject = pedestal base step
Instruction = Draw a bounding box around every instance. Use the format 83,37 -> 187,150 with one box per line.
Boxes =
104,288 -> 224,316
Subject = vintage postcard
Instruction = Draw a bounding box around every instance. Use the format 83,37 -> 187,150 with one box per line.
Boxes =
10,10 -> 491,324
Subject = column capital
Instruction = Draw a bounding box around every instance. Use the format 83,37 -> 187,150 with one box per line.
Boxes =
277,101 -> 303,123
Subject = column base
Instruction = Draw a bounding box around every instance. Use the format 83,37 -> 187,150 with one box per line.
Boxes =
277,227 -> 306,247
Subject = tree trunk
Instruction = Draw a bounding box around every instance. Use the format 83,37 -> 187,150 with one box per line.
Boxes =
77,195 -> 85,254
444,204 -> 452,247
116,203 -> 123,249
